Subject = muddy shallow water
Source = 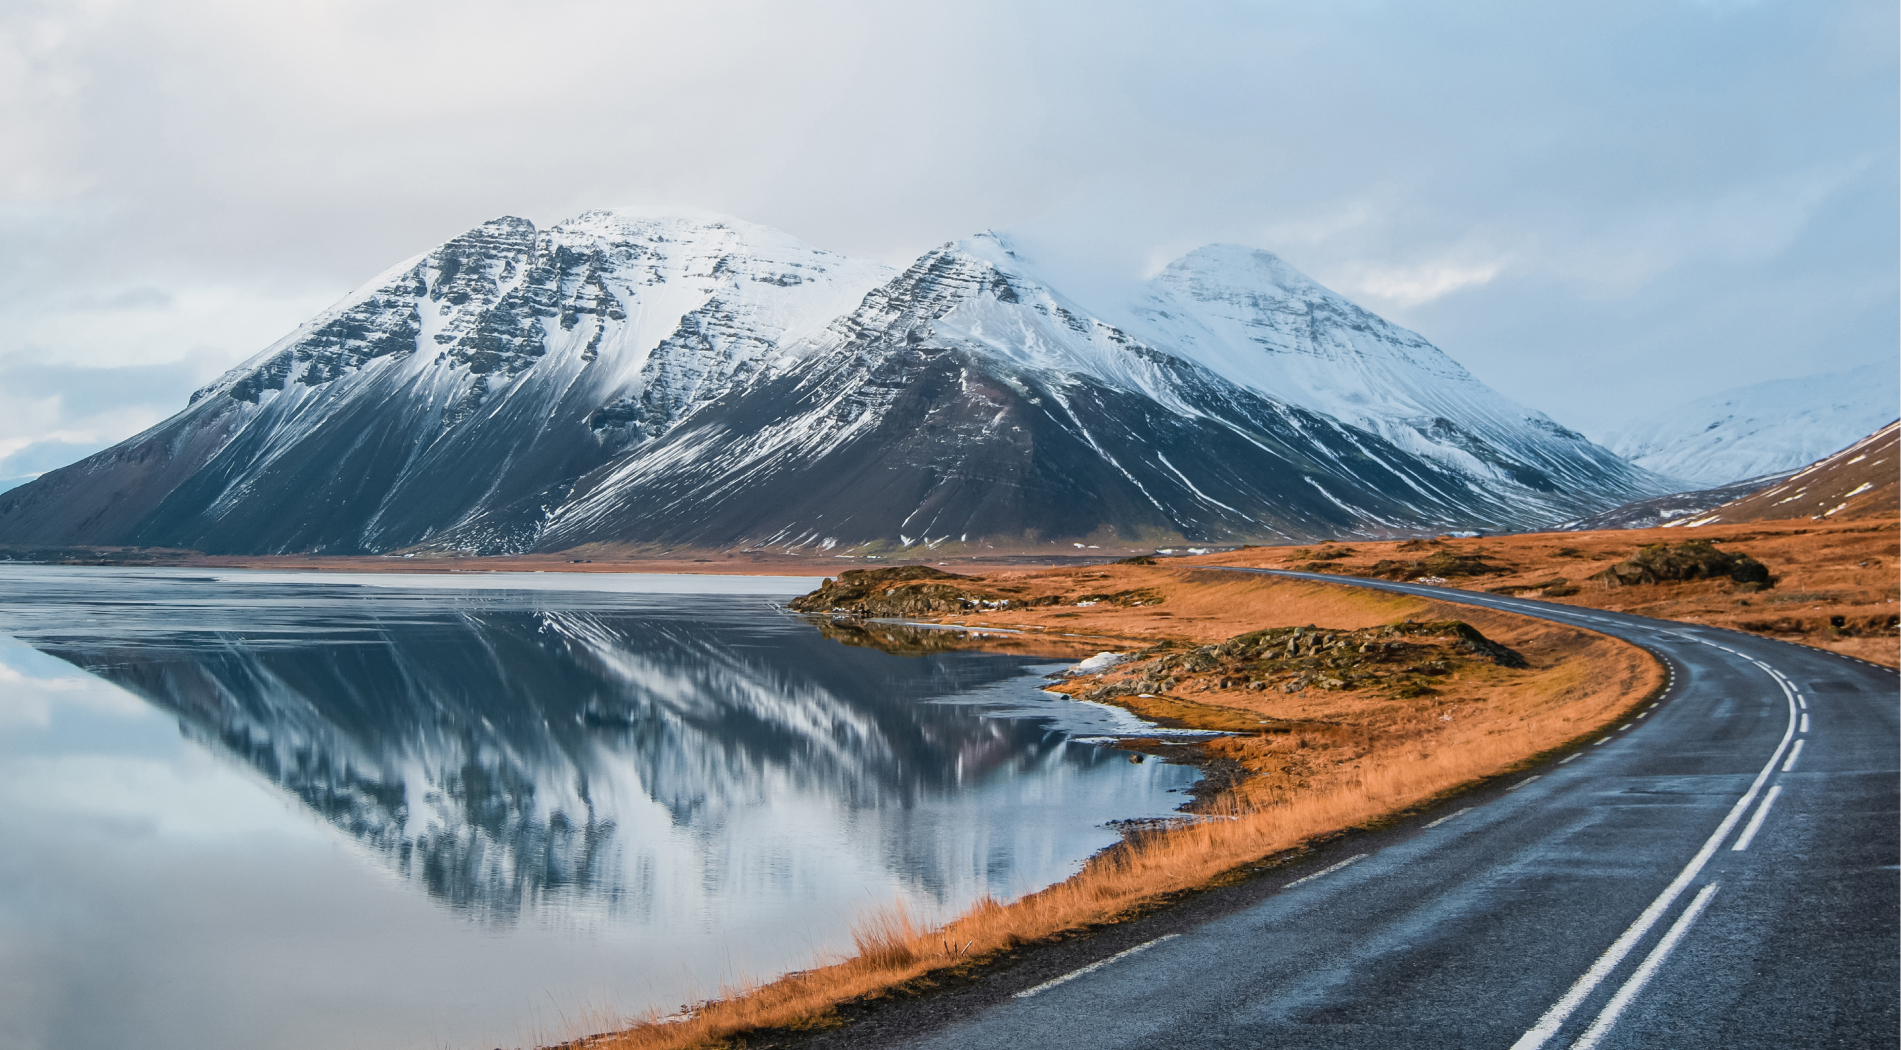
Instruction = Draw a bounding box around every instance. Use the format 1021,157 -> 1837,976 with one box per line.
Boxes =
0,565 -> 1196,1050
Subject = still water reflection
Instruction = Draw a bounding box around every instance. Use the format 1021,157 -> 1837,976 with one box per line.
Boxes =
0,566 -> 1194,1050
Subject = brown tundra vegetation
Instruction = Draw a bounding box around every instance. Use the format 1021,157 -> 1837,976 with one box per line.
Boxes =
1202,517 -> 1898,668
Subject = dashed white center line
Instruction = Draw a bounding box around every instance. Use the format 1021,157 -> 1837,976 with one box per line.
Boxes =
1781,739 -> 1806,772
1569,883 -> 1722,1050
1510,673 -> 1796,1050
1618,724 -> 1632,731
1013,934 -> 1180,999
1731,786 -> 1783,852
1799,713 -> 1810,733
1797,695 -> 1808,710
1424,808 -> 1473,828
1593,737 -> 1611,745
1559,754 -> 1581,765
1508,775 -> 1541,791
1283,853 -> 1369,888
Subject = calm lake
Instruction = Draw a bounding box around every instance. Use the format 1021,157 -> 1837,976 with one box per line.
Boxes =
0,565 -> 1197,1050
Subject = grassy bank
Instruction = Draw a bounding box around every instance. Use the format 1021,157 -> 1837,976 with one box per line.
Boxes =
571,570 -> 1662,1050
1196,517 -> 1900,667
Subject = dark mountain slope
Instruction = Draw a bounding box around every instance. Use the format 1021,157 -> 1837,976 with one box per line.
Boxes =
528,246 -> 1555,551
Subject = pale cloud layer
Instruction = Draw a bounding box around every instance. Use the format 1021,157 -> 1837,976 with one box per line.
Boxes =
1,0 -> 1894,485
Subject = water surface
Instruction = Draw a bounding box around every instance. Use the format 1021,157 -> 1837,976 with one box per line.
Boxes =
0,566 -> 1194,1050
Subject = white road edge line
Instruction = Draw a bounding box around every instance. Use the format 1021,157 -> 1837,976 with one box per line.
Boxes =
1424,808 -> 1473,829
1283,853 -> 1370,888
1781,739 -> 1806,772
1012,934 -> 1180,999
1731,786 -> 1783,852
1510,667 -> 1796,1050
1568,883 -> 1722,1050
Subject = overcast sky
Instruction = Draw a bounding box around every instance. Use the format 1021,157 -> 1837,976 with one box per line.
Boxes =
2,0 -> 1894,483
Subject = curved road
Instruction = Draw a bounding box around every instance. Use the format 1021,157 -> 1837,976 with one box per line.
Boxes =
884,570 -> 1899,1050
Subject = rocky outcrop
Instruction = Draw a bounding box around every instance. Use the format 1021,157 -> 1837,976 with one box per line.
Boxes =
1058,620 -> 1526,706
1357,550 -> 1515,582
786,565 -> 1151,618
1589,540 -> 1772,589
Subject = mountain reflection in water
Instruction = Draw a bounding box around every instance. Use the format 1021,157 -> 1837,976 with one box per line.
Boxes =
6,570 -> 1189,923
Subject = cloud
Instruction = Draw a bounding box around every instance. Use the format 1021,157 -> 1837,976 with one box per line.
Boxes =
0,356 -> 226,489
0,0 -> 1891,468
1339,261 -> 1505,308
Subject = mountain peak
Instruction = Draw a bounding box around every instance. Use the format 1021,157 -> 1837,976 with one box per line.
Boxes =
1158,243 -> 1331,300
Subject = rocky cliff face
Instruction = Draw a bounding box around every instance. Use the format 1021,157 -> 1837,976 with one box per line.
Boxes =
0,215 -> 1664,554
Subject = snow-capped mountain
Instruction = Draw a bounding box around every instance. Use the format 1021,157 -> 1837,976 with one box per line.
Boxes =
994,238 -> 1651,501
532,235 -> 1664,550
1604,361 -> 1901,487
0,209 -> 892,552
0,214 -> 1663,554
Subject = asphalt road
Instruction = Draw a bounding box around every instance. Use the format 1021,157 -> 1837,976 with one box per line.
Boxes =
891,570 -> 1900,1050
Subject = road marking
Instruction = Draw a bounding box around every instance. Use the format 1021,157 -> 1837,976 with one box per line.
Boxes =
1618,724 -> 1632,731
1508,775 -> 1541,791
1635,712 -> 1647,719
1424,808 -> 1473,828
1731,786 -> 1782,852
1797,695 -> 1807,710
1013,934 -> 1180,999
1569,883 -> 1722,1050
1781,739 -> 1805,772
1648,703 -> 1659,709
1559,754 -> 1581,765
1799,712 -> 1809,733
1283,853 -> 1369,888
1593,737 -> 1610,745
1511,673 -> 1795,1050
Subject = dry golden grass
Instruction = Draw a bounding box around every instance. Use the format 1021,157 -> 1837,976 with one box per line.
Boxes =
1190,516 -> 1901,667
572,574 -> 1659,1050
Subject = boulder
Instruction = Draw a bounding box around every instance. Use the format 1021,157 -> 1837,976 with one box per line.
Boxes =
1590,540 -> 1772,589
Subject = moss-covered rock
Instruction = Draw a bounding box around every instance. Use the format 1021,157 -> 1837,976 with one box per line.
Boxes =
787,565 -> 1082,617
788,565 -> 971,614
1059,619 -> 1526,708
1590,540 -> 1772,589
1362,550 -> 1512,581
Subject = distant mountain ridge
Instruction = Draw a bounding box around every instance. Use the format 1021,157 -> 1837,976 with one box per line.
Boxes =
1661,420 -> 1899,528
0,211 -> 1667,554
1605,361 -> 1901,487
1551,471 -> 1797,532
